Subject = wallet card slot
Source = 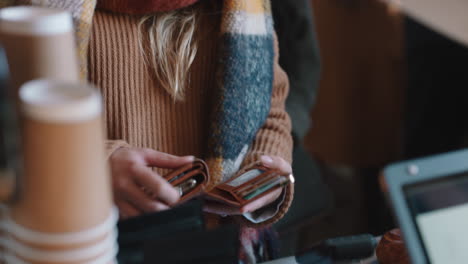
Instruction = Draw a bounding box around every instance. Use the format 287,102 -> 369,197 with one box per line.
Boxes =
203,163 -> 293,208
164,164 -> 192,183
234,185 -> 283,207
156,159 -> 209,205
170,164 -> 203,183
164,161 -> 205,181
178,183 -> 204,203
206,174 -> 290,207
237,174 -> 281,198
234,172 -> 279,195
170,170 -> 195,186
170,169 -> 204,186
168,172 -> 185,184
205,188 -> 241,207
225,169 -> 265,187
242,176 -> 288,200
175,173 -> 205,193
215,170 -> 279,197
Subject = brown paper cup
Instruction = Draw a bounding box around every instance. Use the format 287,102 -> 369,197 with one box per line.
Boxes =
0,6 -> 79,93
5,257 -> 116,264
5,245 -> 117,264
4,207 -> 117,250
11,80 -> 113,237
4,229 -> 118,264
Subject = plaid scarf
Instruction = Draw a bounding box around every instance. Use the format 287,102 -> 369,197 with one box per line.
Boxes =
10,0 -> 275,189
206,1 -> 275,188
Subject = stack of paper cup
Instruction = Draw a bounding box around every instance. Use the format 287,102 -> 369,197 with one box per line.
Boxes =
2,210 -> 118,264
2,80 -> 117,264
0,6 -> 79,93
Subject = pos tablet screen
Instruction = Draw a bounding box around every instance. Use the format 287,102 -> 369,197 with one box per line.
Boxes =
385,149 -> 468,264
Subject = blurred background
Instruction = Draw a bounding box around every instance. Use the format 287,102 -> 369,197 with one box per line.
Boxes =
272,0 -> 468,257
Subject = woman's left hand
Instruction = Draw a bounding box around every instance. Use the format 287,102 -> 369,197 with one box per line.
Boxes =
203,155 -> 292,216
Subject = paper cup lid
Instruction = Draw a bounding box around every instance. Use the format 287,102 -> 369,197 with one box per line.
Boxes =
0,6 -> 73,35
19,80 -> 102,123
391,0 -> 468,47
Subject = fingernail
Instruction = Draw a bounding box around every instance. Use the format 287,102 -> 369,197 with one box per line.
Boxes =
184,155 -> 195,161
261,155 -> 273,166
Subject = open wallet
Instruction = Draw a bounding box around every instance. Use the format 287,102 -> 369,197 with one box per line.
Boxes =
205,165 -> 294,208
161,159 -> 293,208
162,159 -> 210,204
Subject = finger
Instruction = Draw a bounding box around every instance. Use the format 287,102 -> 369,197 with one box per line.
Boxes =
260,155 -> 292,175
131,165 -> 180,205
141,149 -> 194,168
241,188 -> 283,214
120,181 -> 171,212
115,199 -> 141,219
203,201 -> 242,216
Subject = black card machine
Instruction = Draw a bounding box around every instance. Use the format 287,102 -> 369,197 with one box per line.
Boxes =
385,149 -> 468,264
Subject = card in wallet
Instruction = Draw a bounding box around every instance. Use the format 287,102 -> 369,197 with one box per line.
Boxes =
205,165 -> 293,208
162,159 -> 210,204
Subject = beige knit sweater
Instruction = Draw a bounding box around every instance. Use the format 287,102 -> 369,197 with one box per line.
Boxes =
88,5 -> 293,225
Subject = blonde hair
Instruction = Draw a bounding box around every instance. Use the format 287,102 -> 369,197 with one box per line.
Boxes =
138,7 -> 199,101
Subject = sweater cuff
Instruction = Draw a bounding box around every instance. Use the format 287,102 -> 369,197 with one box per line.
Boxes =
105,140 -> 130,159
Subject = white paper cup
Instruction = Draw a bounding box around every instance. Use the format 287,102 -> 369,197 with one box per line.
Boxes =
0,6 -> 79,93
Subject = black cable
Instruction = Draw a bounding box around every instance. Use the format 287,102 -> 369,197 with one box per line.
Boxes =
296,234 -> 377,264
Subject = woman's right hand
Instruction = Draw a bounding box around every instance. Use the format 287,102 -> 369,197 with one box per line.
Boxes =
109,147 -> 194,219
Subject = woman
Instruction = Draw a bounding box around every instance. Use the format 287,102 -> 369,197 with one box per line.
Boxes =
10,0 -> 294,263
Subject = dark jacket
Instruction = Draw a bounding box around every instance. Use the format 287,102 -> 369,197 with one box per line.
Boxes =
272,0 -> 321,141
271,0 -> 331,234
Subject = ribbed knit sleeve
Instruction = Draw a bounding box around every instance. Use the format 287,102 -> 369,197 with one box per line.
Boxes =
238,35 -> 294,227
105,140 -> 130,160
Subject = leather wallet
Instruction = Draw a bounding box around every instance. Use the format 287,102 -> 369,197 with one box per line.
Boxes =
163,159 -> 209,204
205,165 -> 291,208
